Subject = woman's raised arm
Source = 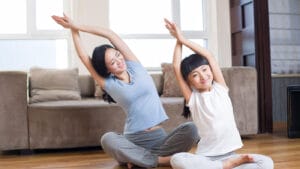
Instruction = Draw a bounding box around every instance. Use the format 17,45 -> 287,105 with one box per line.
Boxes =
52,14 -> 108,88
52,14 -> 138,62
71,29 -> 105,88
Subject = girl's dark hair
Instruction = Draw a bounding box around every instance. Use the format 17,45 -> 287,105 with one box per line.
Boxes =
182,100 -> 191,119
92,44 -> 116,104
180,53 -> 209,118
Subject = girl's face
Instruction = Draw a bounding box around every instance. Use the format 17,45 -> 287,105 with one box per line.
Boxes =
104,48 -> 127,75
187,65 -> 213,92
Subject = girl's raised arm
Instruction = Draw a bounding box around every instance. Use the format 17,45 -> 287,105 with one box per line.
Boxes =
164,19 -> 226,87
172,41 -> 192,102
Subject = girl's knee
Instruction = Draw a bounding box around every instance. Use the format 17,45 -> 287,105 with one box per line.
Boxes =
253,154 -> 274,169
260,156 -> 274,169
170,153 -> 193,169
170,153 -> 185,169
183,122 -> 199,142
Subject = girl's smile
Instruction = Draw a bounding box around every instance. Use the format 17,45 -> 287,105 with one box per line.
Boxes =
188,65 -> 213,92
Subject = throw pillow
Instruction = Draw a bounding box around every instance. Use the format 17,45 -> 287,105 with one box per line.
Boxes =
29,67 -> 81,103
94,81 -> 103,98
161,63 -> 183,97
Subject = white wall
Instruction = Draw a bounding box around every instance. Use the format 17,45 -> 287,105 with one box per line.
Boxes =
70,0 -> 110,74
208,0 -> 232,68
70,0 -> 232,74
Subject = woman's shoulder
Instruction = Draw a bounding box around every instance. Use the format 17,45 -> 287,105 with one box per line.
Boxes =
126,60 -> 146,72
126,60 -> 142,67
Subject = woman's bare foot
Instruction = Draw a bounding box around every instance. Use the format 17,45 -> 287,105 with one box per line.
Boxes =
223,154 -> 254,169
127,162 -> 133,169
158,156 -> 171,166
126,156 -> 171,168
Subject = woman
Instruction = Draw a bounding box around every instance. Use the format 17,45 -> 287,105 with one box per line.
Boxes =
52,14 -> 199,168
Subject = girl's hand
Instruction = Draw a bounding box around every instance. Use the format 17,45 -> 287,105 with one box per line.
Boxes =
52,13 -> 76,30
164,18 -> 184,41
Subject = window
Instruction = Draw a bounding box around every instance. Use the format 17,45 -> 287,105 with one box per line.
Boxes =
0,0 -> 70,70
109,0 -> 207,69
0,0 -> 27,34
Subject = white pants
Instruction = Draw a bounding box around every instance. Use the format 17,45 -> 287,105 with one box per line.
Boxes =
171,152 -> 274,169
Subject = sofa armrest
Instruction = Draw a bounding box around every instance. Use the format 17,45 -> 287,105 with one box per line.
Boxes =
0,71 -> 29,150
222,67 -> 258,135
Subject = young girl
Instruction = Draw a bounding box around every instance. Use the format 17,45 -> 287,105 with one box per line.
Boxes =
164,18 -> 274,169
51,14 -> 199,169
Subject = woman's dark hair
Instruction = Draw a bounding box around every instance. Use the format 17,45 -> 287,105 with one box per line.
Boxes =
92,44 -> 114,78
102,89 -> 116,104
92,44 -> 116,103
180,53 -> 209,118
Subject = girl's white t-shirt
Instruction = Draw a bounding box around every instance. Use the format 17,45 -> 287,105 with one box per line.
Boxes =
188,82 -> 243,156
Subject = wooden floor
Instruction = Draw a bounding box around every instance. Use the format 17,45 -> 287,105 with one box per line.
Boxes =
1,127 -> 300,169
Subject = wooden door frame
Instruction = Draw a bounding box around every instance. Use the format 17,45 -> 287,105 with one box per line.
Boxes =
253,0 -> 273,133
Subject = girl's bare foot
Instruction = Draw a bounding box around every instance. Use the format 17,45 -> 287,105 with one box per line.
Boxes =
223,154 -> 254,169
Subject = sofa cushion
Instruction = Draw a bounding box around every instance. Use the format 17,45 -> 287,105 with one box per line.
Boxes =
28,98 -> 114,108
27,98 -> 125,149
161,63 -> 183,97
150,73 -> 163,95
221,67 -> 258,135
94,81 -> 104,98
78,75 -> 95,97
29,67 -> 81,103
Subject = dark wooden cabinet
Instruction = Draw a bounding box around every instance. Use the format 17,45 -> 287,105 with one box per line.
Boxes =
230,0 -> 273,133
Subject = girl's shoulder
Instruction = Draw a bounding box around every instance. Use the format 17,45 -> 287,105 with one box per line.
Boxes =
190,81 -> 228,96
213,81 -> 229,92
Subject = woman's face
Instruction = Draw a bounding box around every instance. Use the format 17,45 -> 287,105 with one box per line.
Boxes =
104,48 -> 127,75
187,65 -> 213,92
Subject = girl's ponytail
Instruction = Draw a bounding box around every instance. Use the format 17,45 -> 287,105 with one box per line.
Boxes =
182,100 -> 191,119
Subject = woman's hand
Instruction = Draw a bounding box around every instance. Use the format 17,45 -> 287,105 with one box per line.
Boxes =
52,13 -> 76,30
164,18 -> 184,42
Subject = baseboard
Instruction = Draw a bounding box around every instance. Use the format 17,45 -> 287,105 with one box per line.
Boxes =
273,121 -> 287,133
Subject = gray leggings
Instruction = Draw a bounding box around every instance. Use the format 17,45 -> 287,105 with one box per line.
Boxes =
100,122 -> 199,168
171,151 -> 274,169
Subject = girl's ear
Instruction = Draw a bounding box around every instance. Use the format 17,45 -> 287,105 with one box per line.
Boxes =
186,78 -> 193,88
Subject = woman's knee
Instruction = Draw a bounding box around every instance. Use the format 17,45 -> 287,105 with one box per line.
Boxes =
182,122 -> 199,142
100,132 -> 118,150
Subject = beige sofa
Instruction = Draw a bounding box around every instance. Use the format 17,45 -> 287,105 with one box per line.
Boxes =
0,66 -> 258,151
